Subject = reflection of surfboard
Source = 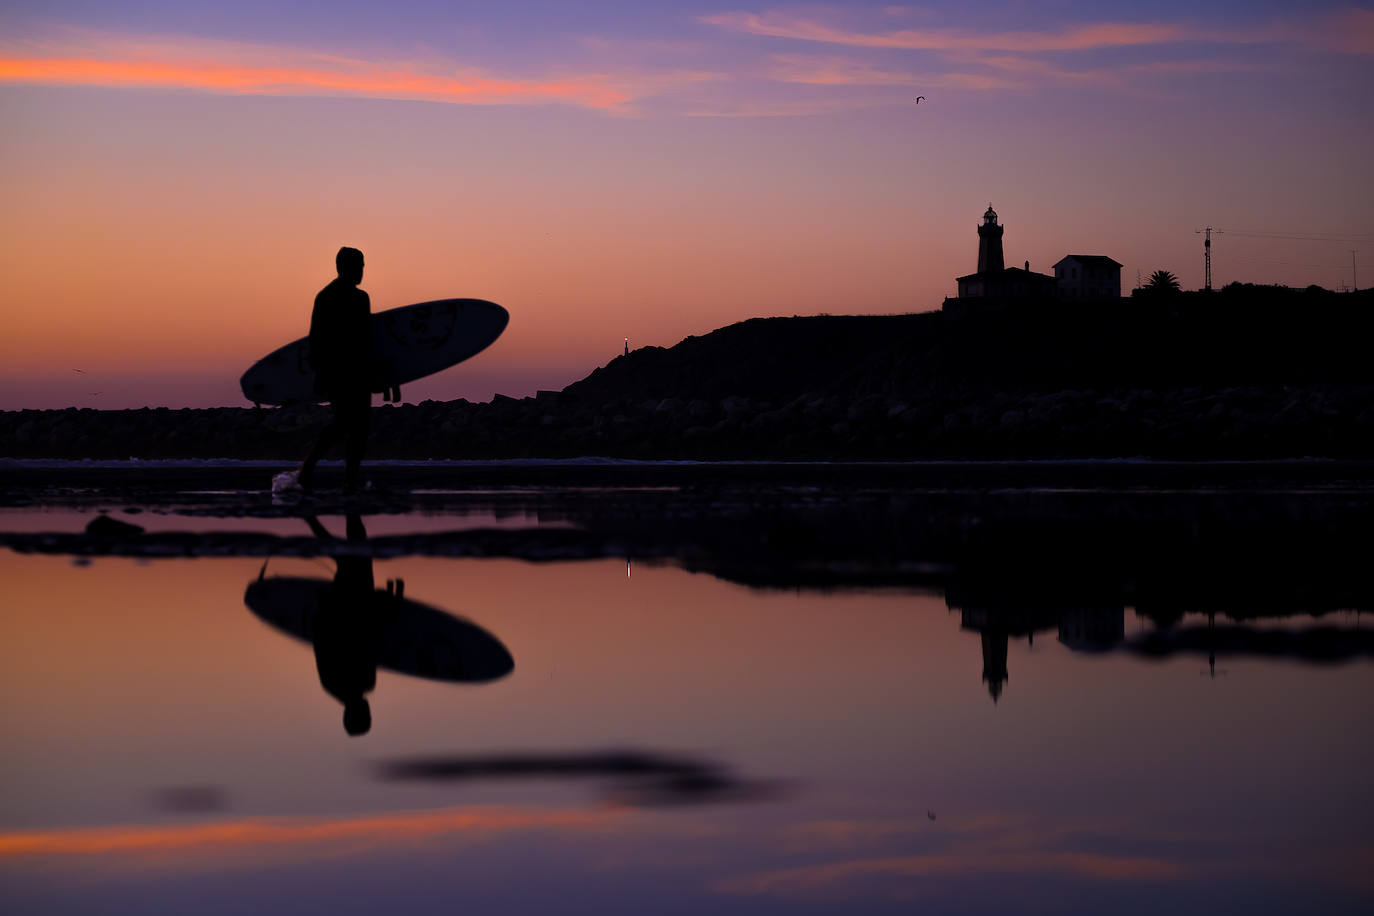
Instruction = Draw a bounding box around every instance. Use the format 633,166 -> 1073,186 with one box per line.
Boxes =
240,298 -> 509,406
244,577 -> 514,682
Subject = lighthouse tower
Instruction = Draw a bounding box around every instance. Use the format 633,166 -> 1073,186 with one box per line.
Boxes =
976,203 -> 1004,273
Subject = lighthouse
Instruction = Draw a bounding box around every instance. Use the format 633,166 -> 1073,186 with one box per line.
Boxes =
952,204 -> 1057,302
976,203 -> 1005,273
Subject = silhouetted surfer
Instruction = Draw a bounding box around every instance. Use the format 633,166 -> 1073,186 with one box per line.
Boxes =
299,247 -> 371,493
307,514 -> 381,736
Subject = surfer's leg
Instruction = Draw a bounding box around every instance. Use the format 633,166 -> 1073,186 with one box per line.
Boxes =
342,390 -> 370,491
301,402 -> 345,491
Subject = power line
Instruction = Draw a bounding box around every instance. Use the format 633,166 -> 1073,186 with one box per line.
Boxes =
1218,229 -> 1374,243
1225,255 -> 1364,269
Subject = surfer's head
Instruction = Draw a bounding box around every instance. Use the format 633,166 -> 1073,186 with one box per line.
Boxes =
336,247 -> 364,286
343,697 -> 371,736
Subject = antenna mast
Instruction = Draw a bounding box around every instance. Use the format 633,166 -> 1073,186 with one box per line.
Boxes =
1195,227 -> 1215,291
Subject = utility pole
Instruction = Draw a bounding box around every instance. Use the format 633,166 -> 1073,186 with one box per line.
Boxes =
1353,250 -> 1359,292
1195,227 -> 1215,291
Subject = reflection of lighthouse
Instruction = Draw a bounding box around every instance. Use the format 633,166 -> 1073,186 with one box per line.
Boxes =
948,584 -> 1059,705
981,630 -> 1008,702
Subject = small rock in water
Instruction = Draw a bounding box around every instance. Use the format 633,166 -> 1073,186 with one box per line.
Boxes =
85,514 -> 144,537
272,470 -> 302,494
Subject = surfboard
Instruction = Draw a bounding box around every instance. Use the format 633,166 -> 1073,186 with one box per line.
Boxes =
240,298 -> 508,406
243,576 -> 515,683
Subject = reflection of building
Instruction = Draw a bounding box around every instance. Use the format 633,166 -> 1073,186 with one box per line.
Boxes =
1057,606 -> 1125,651
1055,255 -> 1122,300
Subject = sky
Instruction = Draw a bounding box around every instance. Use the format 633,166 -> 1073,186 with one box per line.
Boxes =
2,1 -> 1372,409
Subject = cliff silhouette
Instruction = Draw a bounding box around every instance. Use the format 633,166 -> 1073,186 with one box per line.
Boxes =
3,284 -> 1373,460
569,284 -> 1374,401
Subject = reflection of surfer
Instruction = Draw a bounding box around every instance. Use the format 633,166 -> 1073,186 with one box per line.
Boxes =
300,247 -> 372,493
243,525 -> 513,734
308,514 -> 385,736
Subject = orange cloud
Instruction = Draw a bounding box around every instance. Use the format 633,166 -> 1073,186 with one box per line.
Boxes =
0,54 -> 632,109
0,805 -> 623,859
702,11 -> 1185,52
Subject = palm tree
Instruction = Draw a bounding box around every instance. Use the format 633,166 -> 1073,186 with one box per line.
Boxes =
1144,270 -> 1181,294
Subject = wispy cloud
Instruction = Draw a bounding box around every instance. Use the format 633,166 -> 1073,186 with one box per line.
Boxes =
701,11 -> 1186,53
1297,7 -> 1374,54
767,53 -> 920,86
683,95 -> 899,118
766,53 -> 1025,91
703,6 -> 1374,57
699,7 -> 1372,99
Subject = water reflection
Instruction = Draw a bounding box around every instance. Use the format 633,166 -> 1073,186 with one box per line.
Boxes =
243,514 -> 514,735
3,490 -> 1373,914
952,585 -> 1371,702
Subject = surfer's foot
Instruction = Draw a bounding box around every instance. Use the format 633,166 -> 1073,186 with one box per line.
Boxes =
272,469 -> 304,495
342,479 -> 374,497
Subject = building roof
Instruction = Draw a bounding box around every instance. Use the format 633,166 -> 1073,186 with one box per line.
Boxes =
956,266 -> 1056,283
1053,255 -> 1123,269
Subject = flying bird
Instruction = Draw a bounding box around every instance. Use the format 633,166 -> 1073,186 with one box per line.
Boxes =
914,96 -> 925,103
